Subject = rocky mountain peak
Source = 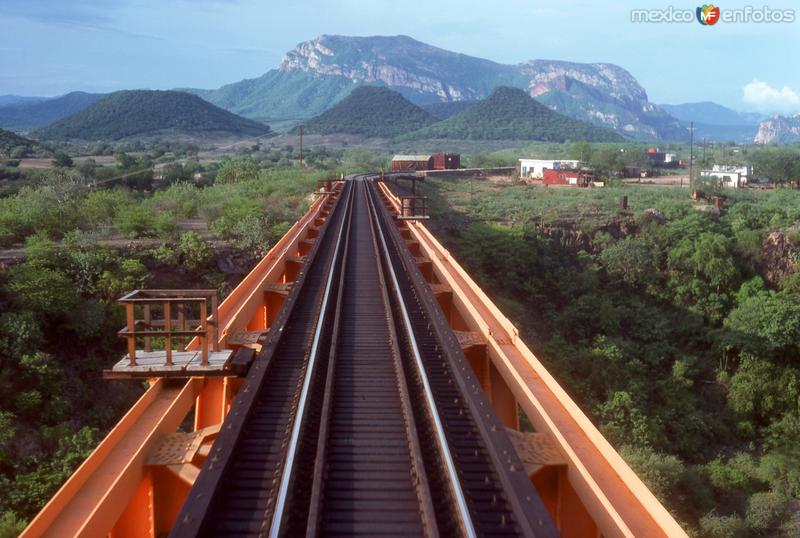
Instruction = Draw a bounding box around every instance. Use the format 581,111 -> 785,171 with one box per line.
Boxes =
518,59 -> 648,108
754,113 -> 800,144
192,34 -> 689,140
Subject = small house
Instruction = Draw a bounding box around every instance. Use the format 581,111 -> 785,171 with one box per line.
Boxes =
519,158 -> 581,179
700,165 -> 751,189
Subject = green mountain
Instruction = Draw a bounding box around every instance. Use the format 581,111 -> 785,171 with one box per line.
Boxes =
185,70 -> 359,122
182,34 -> 526,122
0,128 -> 41,158
422,100 -> 477,120
660,101 -> 763,126
0,95 -> 47,107
405,87 -> 624,142
184,35 -> 683,140
37,90 -> 270,141
299,86 -> 436,137
659,102 -> 761,142
0,92 -> 104,131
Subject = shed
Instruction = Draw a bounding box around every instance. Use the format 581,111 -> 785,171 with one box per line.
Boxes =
391,155 -> 433,171
542,168 -> 595,187
431,153 -> 461,170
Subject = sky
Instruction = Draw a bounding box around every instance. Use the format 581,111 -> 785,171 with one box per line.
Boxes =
1,0 -> 799,114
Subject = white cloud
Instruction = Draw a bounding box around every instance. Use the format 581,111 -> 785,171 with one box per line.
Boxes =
742,79 -> 800,115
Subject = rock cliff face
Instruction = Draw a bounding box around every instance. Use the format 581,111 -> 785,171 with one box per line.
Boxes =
189,34 -> 685,139
520,60 -> 647,109
278,34 -> 523,103
755,114 -> 800,144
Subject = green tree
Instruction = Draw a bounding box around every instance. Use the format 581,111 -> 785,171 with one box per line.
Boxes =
215,157 -> 258,184
599,238 -> 660,289
724,290 -> 800,357
51,151 -> 73,168
177,232 -> 211,270
115,152 -> 137,170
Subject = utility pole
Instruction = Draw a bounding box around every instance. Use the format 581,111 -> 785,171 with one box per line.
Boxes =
299,125 -> 304,168
688,121 -> 695,189
702,137 -> 706,162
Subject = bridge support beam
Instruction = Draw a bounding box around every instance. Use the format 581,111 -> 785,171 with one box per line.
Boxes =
22,184 -> 345,538
376,181 -> 687,538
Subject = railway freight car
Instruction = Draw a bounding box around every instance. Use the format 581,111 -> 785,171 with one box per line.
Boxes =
391,154 -> 434,171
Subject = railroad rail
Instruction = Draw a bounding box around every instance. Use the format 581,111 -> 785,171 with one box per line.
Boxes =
170,178 -> 556,537
22,172 -> 688,538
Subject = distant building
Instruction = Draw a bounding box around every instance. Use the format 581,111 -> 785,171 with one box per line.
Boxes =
391,154 -> 433,171
519,158 -> 581,179
646,148 -> 678,168
623,166 -> 643,179
431,152 -> 461,170
542,168 -> 595,187
700,165 -> 752,189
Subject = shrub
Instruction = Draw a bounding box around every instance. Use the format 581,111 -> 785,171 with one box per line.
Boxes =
115,205 -> 152,238
178,232 -> 210,270
746,491 -> 788,532
699,513 -> 748,538
154,212 -> 178,239
0,512 -> 26,538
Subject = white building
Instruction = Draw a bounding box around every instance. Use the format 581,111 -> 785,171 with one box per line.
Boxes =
519,158 -> 581,179
700,165 -> 752,189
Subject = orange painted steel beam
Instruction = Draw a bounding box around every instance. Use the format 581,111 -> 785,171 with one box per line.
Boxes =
377,181 -> 687,538
21,189 -> 339,538
21,379 -> 202,538
191,188 -> 334,349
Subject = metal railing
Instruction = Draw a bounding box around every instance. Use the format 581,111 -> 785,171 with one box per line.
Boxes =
118,290 -> 220,367
398,195 -> 429,220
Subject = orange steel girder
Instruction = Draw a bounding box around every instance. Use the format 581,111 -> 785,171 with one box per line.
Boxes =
23,178 -> 687,537
21,186 -> 343,538
376,181 -> 688,538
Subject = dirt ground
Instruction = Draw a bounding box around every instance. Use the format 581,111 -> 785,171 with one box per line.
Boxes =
623,175 -> 691,187
17,158 -> 53,169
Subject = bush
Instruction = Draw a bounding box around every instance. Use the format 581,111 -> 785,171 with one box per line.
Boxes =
746,491 -> 788,532
115,205 -> 152,238
154,212 -> 178,239
0,512 -> 26,538
700,513 -> 748,538
177,232 -> 210,270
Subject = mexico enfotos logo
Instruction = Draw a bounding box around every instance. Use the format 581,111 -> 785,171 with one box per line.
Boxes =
631,5 -> 796,24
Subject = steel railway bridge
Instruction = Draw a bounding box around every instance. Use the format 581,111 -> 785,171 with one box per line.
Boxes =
21,176 -> 688,537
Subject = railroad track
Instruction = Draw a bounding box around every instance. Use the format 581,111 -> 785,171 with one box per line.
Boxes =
171,177 -> 556,537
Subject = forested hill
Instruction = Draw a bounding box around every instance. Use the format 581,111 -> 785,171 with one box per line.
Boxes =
0,129 -> 41,158
299,86 -> 437,137
405,86 -> 625,142
421,100 -> 477,120
37,91 -> 270,141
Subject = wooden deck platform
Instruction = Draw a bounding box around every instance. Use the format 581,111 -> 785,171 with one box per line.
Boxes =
103,350 -> 235,379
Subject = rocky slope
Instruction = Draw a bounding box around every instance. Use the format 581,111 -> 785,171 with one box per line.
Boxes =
187,34 -> 685,140
755,114 -> 800,144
